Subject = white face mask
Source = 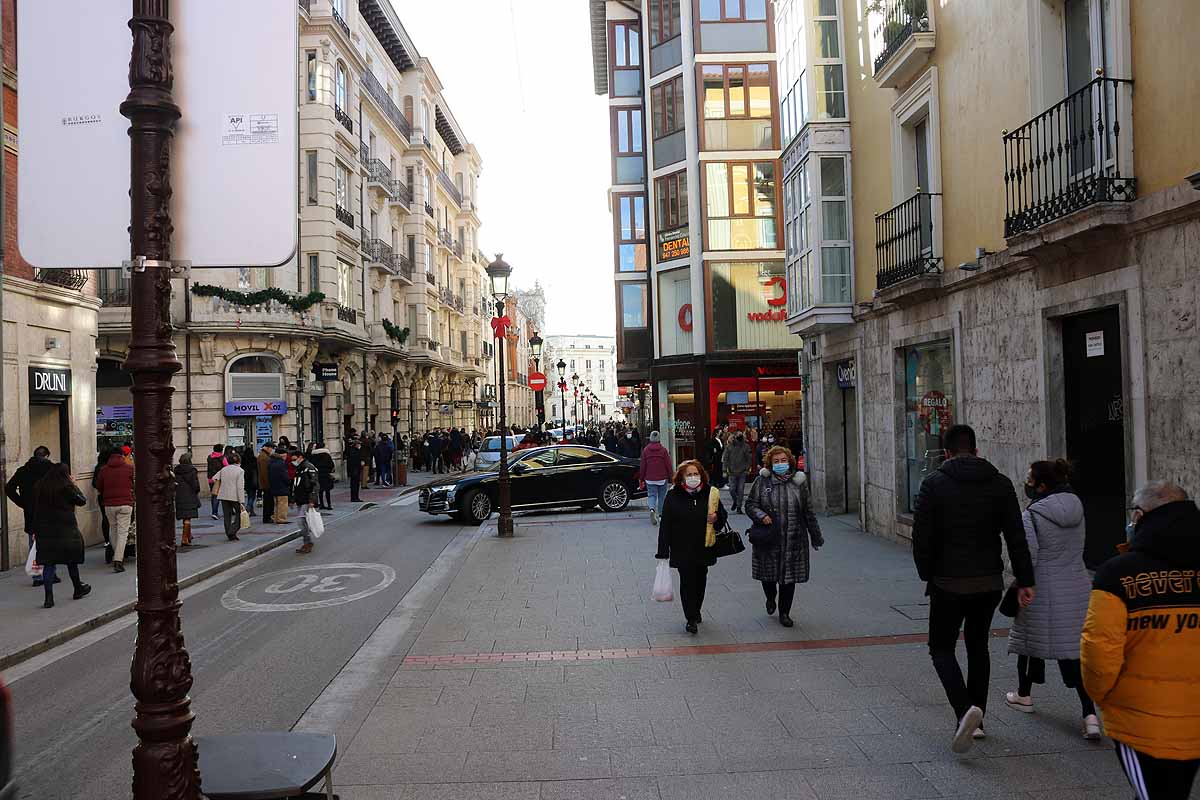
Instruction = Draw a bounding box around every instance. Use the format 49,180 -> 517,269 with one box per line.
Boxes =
684,475 -> 702,489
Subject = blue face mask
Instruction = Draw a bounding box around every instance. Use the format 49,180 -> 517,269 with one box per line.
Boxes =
771,462 -> 790,476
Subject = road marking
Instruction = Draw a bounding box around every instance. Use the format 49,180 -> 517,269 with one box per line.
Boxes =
220,563 -> 396,612
391,493 -> 420,507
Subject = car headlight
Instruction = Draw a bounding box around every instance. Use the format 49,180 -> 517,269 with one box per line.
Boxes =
444,487 -> 457,503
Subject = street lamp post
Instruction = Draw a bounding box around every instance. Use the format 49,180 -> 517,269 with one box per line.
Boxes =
487,254 -> 514,538
556,358 -> 567,440
529,331 -> 543,426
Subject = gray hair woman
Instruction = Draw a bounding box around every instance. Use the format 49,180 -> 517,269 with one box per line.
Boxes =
745,445 -> 823,628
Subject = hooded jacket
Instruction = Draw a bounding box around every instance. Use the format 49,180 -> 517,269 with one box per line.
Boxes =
94,452 -> 135,507
1081,499 -> 1200,760
911,455 -> 1034,588
174,463 -> 201,518
267,453 -> 291,496
309,448 -> 336,491
5,455 -> 54,533
639,441 -> 673,483
722,438 -> 753,477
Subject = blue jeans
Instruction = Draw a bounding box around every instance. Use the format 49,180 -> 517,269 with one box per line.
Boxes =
245,488 -> 257,515
210,492 -> 220,517
646,482 -> 668,516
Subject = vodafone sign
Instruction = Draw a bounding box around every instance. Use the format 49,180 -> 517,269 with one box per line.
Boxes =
747,276 -> 787,323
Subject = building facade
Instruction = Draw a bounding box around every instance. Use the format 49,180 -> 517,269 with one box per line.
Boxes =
544,334 -> 618,427
95,0 -> 496,478
781,0 -> 1200,564
590,0 -> 801,466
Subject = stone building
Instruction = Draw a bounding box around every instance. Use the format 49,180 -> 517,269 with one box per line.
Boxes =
544,334 -> 618,427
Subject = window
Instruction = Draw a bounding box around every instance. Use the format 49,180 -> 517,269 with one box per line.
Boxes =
600,360 -> 605,369
650,75 -> 684,139
777,0 -> 808,144
331,0 -> 345,15
519,449 -> 558,470
335,62 -> 348,112
557,447 -> 613,466
709,261 -> 793,351
570,359 -> 575,369
658,268 -> 692,356
336,259 -> 353,305
700,63 -> 774,149
697,0 -> 770,52
306,50 -> 317,102
648,0 -> 681,45
335,162 -> 350,210
612,108 -> 644,183
610,22 -> 642,98
306,150 -> 318,204
704,161 -> 778,250
621,283 -> 648,328
308,254 -> 320,293
614,193 -> 647,273
655,171 -> 688,231
699,0 -> 767,21
812,0 -> 846,119
586,360 -> 592,369
902,340 -> 955,513
406,235 -> 416,267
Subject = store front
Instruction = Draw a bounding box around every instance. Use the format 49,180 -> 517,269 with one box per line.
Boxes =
225,355 -> 287,449
900,339 -> 955,514
28,365 -> 73,465
96,358 -> 134,454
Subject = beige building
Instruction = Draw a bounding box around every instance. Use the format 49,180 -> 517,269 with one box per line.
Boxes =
95,0 -> 495,480
781,0 -> 1200,565
544,334 -> 618,426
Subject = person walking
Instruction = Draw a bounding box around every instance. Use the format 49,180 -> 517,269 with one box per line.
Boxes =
429,433 -> 445,475
702,427 -> 725,488
241,444 -> 259,516
174,453 -> 201,546
205,444 -> 227,520
291,449 -> 320,554
1004,459 -> 1100,740
29,463 -> 91,608
375,434 -> 394,486
722,432 -> 753,514
91,446 -> 115,563
94,446 -> 136,573
639,431 -> 673,526
345,436 -> 363,501
257,442 -> 275,524
912,424 -> 1036,754
655,460 -> 727,634
745,445 -> 823,629
267,447 -> 291,524
309,442 -> 335,510
6,445 -> 55,586
618,428 -> 640,459
1082,481 -> 1200,799
212,452 -> 246,541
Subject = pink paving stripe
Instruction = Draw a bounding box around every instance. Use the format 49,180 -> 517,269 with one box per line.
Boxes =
402,628 -> 1012,666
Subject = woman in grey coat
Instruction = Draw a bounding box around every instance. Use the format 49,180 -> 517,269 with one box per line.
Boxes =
1005,459 -> 1100,740
745,445 -> 823,627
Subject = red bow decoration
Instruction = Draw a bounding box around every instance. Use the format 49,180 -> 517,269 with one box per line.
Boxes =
490,315 -> 511,339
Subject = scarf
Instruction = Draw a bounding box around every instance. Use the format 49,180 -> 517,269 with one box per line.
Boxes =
705,486 -> 719,547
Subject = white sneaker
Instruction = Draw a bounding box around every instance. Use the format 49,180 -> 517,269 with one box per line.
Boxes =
650,510 -> 658,526
972,723 -> 986,740
952,706 -> 984,753
1005,691 -> 1035,713
1082,714 -> 1102,740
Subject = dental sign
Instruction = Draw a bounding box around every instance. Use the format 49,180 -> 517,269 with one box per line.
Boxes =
746,276 -> 787,323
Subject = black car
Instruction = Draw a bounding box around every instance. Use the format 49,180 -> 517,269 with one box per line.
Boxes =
0,674 -> 13,800
419,445 -> 645,525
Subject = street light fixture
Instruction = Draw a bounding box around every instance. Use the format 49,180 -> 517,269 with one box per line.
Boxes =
529,331 -> 543,371
486,253 -> 514,538
556,358 -> 567,440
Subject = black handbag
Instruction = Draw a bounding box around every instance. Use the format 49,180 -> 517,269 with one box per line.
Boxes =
710,524 -> 745,558
998,583 -> 1020,618
747,522 -> 779,548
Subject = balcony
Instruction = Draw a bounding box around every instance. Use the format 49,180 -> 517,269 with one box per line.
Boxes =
437,169 -> 463,207
337,304 -> 358,324
98,270 -> 131,306
387,179 -> 413,208
872,0 -> 935,90
335,204 -> 355,229
334,105 -> 354,136
875,191 -> 942,303
196,293 -> 315,328
34,269 -> 88,291
330,4 -> 351,39
364,158 -> 395,199
451,240 -> 464,260
360,69 -> 412,139
390,252 -> 414,282
363,237 -> 396,274
1003,76 -> 1135,243
437,228 -> 454,250
425,270 -> 438,288
368,322 -> 408,352
424,202 -> 434,217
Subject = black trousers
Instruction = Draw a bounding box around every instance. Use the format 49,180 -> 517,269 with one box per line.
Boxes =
761,581 -> 797,615
349,469 -> 361,501
221,500 -> 242,539
1017,655 -> 1095,716
1116,740 -> 1199,800
927,585 -> 1002,722
677,565 -> 708,623
261,491 -> 274,523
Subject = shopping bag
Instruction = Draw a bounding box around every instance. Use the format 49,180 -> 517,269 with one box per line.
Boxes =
24,542 -> 42,578
239,506 -> 251,530
652,559 -> 674,602
305,506 -> 325,539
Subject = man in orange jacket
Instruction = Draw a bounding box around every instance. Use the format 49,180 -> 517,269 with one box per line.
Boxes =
1082,480 -> 1200,799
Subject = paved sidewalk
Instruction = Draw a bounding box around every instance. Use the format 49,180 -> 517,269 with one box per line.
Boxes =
319,497 -> 1149,800
0,475 -> 440,669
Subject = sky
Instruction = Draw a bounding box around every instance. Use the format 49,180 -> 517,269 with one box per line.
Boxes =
393,0 -> 616,338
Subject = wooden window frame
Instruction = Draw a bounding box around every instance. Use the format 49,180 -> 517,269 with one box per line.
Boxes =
647,0 -> 682,47
697,62 -> 779,150
691,0 -> 776,54
700,159 -> 783,252
608,21 -> 642,97
609,106 -> 645,184
650,75 -> 685,140
654,170 -> 689,232
612,191 -> 648,274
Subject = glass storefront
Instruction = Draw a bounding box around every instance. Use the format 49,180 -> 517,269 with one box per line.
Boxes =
657,268 -> 692,357
710,376 -> 803,452
656,377 -> 696,464
903,340 -> 955,512
710,261 -> 794,351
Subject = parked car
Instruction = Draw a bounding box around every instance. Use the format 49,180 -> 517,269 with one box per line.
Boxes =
419,445 -> 646,525
1,674 -> 14,800
475,435 -> 525,468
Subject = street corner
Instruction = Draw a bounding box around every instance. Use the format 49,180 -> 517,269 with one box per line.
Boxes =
220,562 -> 397,613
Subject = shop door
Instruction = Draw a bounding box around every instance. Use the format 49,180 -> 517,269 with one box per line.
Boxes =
842,387 -> 860,514
310,399 -> 325,444
30,403 -> 66,464
1062,308 -> 1125,569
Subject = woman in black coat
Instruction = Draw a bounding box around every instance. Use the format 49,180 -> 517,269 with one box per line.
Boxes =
655,460 -> 729,634
241,444 -> 259,515
31,463 -> 92,608
174,453 -> 201,546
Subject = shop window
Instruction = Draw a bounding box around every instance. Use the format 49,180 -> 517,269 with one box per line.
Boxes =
657,268 -> 692,357
619,282 -> 651,361
901,340 -> 955,513
654,170 -> 688,232
700,63 -> 775,150
611,107 -> 645,184
614,193 -> 647,272
610,22 -> 643,97
704,161 -> 778,250
228,355 -> 285,401
709,261 -> 792,351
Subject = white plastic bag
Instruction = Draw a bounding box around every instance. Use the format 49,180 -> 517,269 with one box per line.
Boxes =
25,542 -> 42,578
305,507 -> 325,539
652,559 -> 674,602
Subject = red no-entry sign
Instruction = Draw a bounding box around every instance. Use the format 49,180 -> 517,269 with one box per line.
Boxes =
528,372 -> 547,392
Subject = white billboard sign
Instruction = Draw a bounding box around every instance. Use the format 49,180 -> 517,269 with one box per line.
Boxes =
17,0 -> 297,269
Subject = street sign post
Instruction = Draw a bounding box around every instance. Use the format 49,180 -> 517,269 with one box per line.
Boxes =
527,372 -> 547,392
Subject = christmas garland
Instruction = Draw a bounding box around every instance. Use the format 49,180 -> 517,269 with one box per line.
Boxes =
191,284 -> 326,313
381,318 -> 410,344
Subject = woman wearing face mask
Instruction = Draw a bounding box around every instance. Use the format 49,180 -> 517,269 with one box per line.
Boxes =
1004,459 -> 1100,740
745,446 -> 822,627
655,460 -> 728,634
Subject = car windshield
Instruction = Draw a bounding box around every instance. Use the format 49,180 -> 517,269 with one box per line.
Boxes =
480,450 -> 537,472
481,435 -> 523,452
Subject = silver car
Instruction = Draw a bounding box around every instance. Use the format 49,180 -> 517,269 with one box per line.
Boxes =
475,434 -> 524,468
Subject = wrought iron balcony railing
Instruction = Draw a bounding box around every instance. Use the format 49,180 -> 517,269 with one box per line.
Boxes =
35,269 -> 88,291
875,191 -> 941,290
360,69 -> 412,139
335,204 -> 354,228
437,228 -> 454,248
424,202 -> 434,217
365,159 -> 394,197
452,240 -> 464,259
98,271 -> 131,306
364,238 -> 395,269
1003,76 -> 1134,238
873,0 -> 930,75
388,180 -> 413,206
437,169 -> 463,206
390,253 -> 413,280
331,5 -> 350,39
425,271 -> 437,286
334,104 -> 353,135
336,304 -> 357,323
359,141 -> 370,166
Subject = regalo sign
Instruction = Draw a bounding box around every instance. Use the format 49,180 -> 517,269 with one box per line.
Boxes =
747,276 -> 787,323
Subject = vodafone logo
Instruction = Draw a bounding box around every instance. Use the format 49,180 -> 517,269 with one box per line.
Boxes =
747,276 -> 788,323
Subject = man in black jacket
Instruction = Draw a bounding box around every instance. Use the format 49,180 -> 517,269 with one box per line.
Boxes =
912,424 -> 1036,753
291,449 -> 320,554
345,436 -> 363,501
5,446 -> 54,585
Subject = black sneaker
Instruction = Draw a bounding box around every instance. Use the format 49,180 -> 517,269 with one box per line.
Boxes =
765,598 -> 776,616
73,584 -> 92,600
685,621 -> 698,634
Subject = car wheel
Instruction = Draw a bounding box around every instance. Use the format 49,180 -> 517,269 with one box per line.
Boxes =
463,490 -> 492,525
599,480 -> 630,512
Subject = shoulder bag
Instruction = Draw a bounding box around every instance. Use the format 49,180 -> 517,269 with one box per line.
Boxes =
999,512 -> 1039,618
747,481 -> 781,548
710,521 -> 746,558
